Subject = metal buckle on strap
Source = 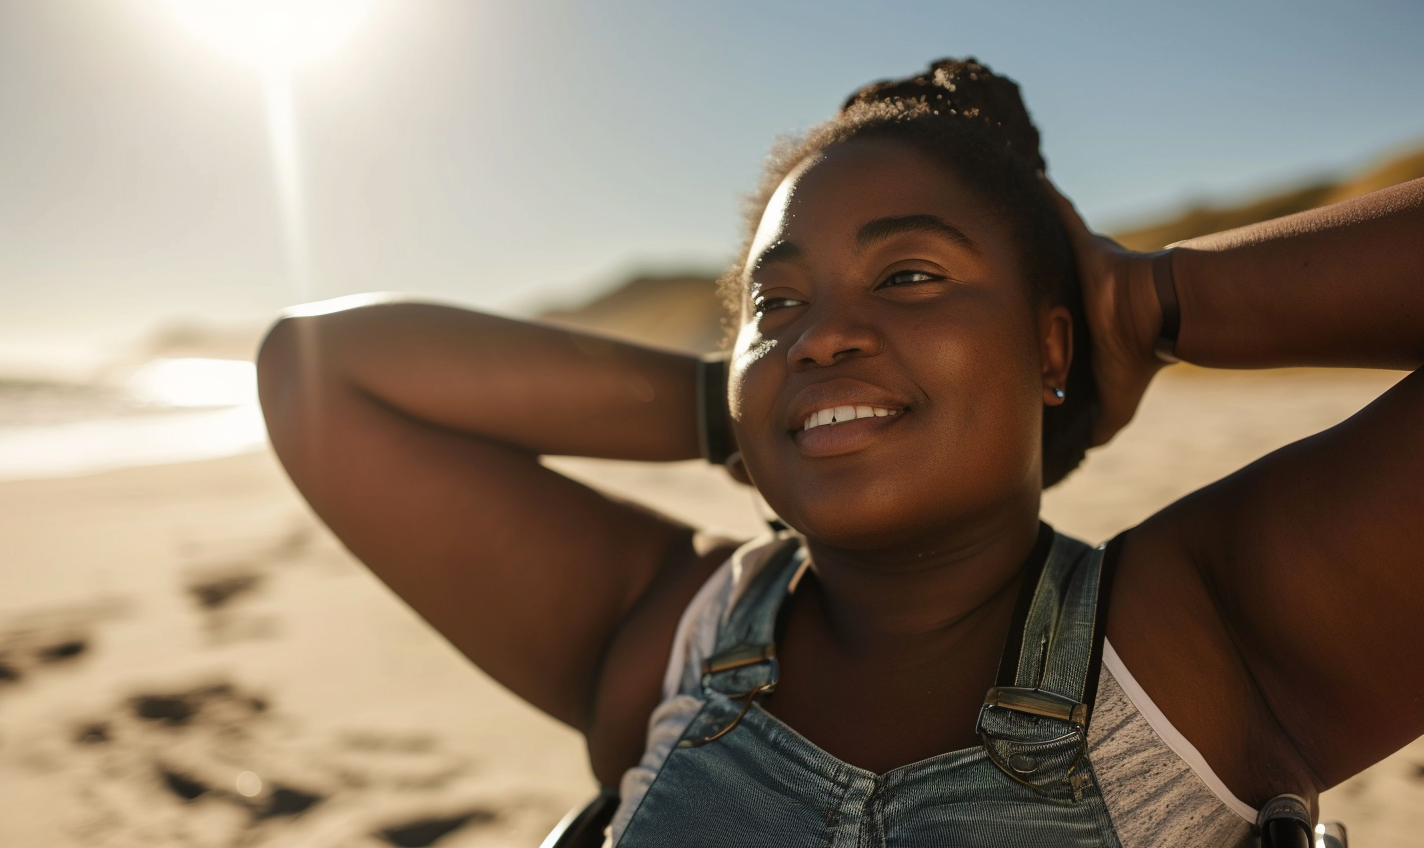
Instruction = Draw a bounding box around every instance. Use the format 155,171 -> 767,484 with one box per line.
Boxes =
702,643 -> 777,677
681,644 -> 779,749
976,686 -> 1091,795
977,686 -> 1088,729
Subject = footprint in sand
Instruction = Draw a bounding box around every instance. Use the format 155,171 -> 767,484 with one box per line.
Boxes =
58,679 -> 521,848
182,567 -> 278,644
0,598 -> 128,689
377,810 -> 498,847
177,516 -> 328,646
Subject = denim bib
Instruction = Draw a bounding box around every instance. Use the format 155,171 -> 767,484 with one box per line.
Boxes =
616,527 -> 1123,847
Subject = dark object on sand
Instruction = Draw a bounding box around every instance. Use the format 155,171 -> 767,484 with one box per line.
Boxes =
161,767 -> 209,801
377,810 -> 495,847
187,572 -> 263,610
131,693 -> 199,725
0,657 -> 21,683
255,785 -> 324,819
36,638 -> 87,662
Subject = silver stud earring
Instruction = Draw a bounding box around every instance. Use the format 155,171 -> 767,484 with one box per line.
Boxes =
1052,387 -> 1066,401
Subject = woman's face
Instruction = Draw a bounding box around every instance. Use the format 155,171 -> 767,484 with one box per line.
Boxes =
730,137 -> 1071,551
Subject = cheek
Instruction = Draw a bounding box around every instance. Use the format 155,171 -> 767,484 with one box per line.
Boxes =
912,310 -> 1046,479
727,320 -> 778,424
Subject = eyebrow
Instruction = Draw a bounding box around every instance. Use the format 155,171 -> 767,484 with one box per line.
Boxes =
751,239 -> 801,270
750,214 -> 980,273
856,214 -> 980,252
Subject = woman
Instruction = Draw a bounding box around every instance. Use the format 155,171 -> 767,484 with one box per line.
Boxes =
257,59 -> 1424,846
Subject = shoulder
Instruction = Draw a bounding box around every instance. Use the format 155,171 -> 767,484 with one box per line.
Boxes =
1104,520 -> 1318,809
585,532 -> 791,785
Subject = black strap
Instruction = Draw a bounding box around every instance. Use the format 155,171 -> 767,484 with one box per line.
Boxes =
695,355 -> 734,464
1152,249 -> 1182,363
993,522 -> 1057,687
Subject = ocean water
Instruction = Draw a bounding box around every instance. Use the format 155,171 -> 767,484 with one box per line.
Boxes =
0,358 -> 267,482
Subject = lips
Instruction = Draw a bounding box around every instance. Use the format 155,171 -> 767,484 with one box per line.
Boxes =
802,405 -> 899,431
784,379 -> 911,457
786,379 -> 909,432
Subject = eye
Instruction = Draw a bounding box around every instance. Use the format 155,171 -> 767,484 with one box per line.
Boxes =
752,294 -> 807,315
878,269 -> 942,288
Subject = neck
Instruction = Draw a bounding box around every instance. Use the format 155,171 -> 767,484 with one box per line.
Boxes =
802,505 -> 1043,662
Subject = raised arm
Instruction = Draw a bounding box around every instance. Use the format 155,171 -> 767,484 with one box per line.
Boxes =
1054,177 -> 1424,795
257,300 -> 735,783
1051,177 -> 1424,444
1163,178 -> 1423,369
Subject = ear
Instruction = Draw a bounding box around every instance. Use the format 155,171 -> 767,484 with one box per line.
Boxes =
1040,304 -> 1072,407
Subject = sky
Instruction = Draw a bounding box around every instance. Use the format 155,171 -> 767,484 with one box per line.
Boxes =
2,0 -> 1423,371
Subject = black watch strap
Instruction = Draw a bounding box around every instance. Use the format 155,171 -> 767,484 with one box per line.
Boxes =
1152,249 -> 1181,364
696,355 -> 734,465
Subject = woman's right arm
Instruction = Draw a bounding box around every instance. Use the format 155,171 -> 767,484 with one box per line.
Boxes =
256,298 -> 736,782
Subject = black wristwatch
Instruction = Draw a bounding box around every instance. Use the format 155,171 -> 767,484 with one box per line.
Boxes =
696,354 -> 734,465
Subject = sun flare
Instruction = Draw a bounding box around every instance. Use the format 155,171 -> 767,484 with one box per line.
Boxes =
127,358 -> 259,408
161,1 -> 375,300
163,0 -> 375,70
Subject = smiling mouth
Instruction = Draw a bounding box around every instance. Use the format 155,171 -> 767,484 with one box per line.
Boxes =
801,405 -> 901,431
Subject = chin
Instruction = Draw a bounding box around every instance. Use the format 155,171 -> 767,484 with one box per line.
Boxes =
752,454 -> 1040,553
764,483 -> 957,552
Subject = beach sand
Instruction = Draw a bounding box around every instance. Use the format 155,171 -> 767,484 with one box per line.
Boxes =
2,366 -> 1421,846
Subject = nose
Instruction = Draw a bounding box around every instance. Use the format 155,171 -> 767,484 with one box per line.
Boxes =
783,300 -> 883,370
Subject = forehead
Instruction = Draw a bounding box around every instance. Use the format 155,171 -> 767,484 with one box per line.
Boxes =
746,137 -> 1003,272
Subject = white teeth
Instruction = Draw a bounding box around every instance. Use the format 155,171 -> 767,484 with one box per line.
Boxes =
802,406 -> 899,431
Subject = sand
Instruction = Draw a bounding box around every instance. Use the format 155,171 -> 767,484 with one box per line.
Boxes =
2,365 -> 1422,847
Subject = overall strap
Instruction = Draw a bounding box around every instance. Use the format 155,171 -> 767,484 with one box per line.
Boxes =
699,537 -> 806,699
1007,531 -> 1104,706
676,537 -> 805,749
976,526 -> 1122,794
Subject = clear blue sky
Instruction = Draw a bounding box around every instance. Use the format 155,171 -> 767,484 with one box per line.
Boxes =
2,0 -> 1422,363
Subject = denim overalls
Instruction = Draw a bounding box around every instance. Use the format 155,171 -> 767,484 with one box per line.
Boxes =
616,527 -> 1124,847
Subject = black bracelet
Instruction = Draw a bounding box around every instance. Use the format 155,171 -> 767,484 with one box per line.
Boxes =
1152,249 -> 1181,364
696,354 -> 734,465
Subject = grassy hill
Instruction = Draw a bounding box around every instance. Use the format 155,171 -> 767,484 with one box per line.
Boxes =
544,144 -> 1424,351
1113,146 -> 1424,251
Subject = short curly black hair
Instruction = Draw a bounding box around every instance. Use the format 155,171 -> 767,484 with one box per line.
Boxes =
720,57 -> 1098,488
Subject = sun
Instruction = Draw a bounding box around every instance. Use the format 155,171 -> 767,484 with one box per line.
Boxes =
163,0 -> 375,71
160,1 -> 378,301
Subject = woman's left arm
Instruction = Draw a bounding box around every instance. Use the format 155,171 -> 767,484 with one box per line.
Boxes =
1057,177 -> 1424,789
1171,177 -> 1424,369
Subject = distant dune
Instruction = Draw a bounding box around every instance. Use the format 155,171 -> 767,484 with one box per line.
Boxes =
1113,145 -> 1424,251
542,143 -> 1424,352
137,322 -> 269,363
539,274 -> 728,353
